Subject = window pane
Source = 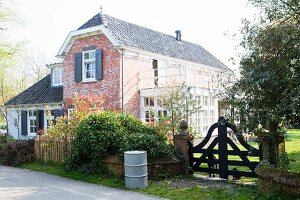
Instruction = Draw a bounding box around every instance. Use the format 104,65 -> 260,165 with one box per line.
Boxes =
86,71 -> 91,78
84,52 -> 89,60
86,63 -> 91,70
90,51 -> 95,59
163,110 -> 167,117
149,98 -> 154,106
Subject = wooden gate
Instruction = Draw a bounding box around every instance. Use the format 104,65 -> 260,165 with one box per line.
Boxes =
189,116 -> 262,179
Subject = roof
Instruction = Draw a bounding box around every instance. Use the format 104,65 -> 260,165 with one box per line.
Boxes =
5,74 -> 63,106
78,14 -> 230,71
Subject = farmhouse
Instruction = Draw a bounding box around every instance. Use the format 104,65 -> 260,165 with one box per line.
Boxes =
5,12 -> 232,139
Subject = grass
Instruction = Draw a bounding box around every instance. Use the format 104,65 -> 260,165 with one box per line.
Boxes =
20,161 -> 297,200
19,161 -> 125,189
286,129 -> 300,172
18,129 -> 300,200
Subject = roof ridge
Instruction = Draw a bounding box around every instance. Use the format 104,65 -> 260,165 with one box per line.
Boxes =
78,13 -> 231,71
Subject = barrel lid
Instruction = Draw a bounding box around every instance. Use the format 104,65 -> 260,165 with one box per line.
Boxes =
124,151 -> 146,155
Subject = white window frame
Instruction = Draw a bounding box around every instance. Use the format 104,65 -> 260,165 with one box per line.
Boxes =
142,96 -> 168,123
68,108 -> 74,120
82,50 -> 96,82
45,110 -> 54,131
52,67 -> 63,86
28,110 -> 37,136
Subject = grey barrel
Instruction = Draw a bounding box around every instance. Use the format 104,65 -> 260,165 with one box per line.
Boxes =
124,151 -> 148,188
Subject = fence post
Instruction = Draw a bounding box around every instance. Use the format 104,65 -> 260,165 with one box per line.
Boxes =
218,116 -> 228,179
174,120 -> 194,175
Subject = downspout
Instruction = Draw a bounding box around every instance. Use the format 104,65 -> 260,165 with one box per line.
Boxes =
121,49 -> 124,111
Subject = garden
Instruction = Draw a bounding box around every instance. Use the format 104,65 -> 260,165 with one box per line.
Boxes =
0,102 -> 299,200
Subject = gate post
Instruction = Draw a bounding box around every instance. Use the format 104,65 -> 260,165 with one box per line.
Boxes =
218,116 -> 228,179
174,120 -> 194,175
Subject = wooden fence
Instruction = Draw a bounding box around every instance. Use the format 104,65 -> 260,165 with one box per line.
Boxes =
34,135 -> 74,164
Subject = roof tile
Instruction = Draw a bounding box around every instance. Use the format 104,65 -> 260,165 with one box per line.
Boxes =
5,75 -> 63,106
78,14 -> 230,70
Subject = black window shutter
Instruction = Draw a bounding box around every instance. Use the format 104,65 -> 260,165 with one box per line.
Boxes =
36,110 -> 44,131
21,111 -> 28,136
74,53 -> 82,82
95,49 -> 103,80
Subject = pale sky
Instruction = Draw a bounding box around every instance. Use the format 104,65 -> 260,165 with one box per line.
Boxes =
10,0 -> 257,71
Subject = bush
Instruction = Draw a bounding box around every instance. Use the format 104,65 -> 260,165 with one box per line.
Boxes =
67,111 -> 174,174
0,139 -> 34,166
119,132 -> 173,159
66,112 -> 123,174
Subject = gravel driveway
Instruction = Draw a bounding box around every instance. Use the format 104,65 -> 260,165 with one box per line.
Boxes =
0,165 -> 165,200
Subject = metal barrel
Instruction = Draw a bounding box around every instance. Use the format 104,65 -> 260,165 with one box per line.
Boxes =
124,151 -> 148,188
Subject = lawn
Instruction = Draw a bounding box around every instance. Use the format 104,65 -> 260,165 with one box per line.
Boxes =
19,129 -> 300,200
286,129 -> 300,172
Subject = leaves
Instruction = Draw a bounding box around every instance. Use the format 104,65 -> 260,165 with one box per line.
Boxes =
225,0 -> 300,131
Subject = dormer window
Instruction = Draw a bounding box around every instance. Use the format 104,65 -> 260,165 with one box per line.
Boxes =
82,50 -> 96,82
52,67 -> 63,86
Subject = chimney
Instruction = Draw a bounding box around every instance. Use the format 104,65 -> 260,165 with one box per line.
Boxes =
175,30 -> 182,42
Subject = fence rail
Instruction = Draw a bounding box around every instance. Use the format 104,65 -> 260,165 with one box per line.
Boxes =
34,135 -> 74,163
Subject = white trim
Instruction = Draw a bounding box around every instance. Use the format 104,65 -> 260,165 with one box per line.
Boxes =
82,50 -> 96,82
46,62 -> 63,69
56,25 -> 119,57
6,103 -> 63,110
28,110 -> 37,136
67,108 -> 74,120
52,67 -> 63,86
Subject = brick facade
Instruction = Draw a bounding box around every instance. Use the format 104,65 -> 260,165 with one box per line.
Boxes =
63,34 -> 121,111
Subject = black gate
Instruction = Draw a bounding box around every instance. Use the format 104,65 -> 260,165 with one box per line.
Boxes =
189,116 -> 262,179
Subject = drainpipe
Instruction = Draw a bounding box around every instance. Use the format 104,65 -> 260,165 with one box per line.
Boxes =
121,49 -> 124,111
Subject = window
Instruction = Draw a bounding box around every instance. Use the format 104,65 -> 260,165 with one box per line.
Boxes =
152,59 -> 158,86
52,68 -> 63,86
28,110 -> 37,135
144,97 -> 154,107
82,50 -> 96,82
46,110 -> 54,130
145,110 -> 154,123
210,97 -> 215,106
68,108 -> 74,120
157,110 -> 168,121
203,96 -> 208,106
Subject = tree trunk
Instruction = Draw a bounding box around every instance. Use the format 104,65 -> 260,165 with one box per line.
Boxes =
267,120 -> 285,165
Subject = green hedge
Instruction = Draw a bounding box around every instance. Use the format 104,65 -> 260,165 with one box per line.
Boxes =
66,112 -> 174,174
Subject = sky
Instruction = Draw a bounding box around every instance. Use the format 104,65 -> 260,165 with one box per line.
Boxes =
10,0 -> 258,71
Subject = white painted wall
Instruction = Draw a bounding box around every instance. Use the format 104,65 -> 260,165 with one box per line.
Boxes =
6,104 -> 63,140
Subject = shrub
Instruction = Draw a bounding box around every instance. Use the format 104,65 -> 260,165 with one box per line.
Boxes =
119,132 -> 173,160
0,139 -> 34,166
67,111 -> 174,174
66,112 -> 123,174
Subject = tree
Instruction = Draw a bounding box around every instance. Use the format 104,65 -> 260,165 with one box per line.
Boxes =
229,0 -> 300,133
0,0 -> 24,128
157,83 -> 201,140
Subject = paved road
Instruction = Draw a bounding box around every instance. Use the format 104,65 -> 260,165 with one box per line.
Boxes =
0,166 -> 165,200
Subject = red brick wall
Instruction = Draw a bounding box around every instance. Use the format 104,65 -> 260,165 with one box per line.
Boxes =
63,34 -> 121,111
